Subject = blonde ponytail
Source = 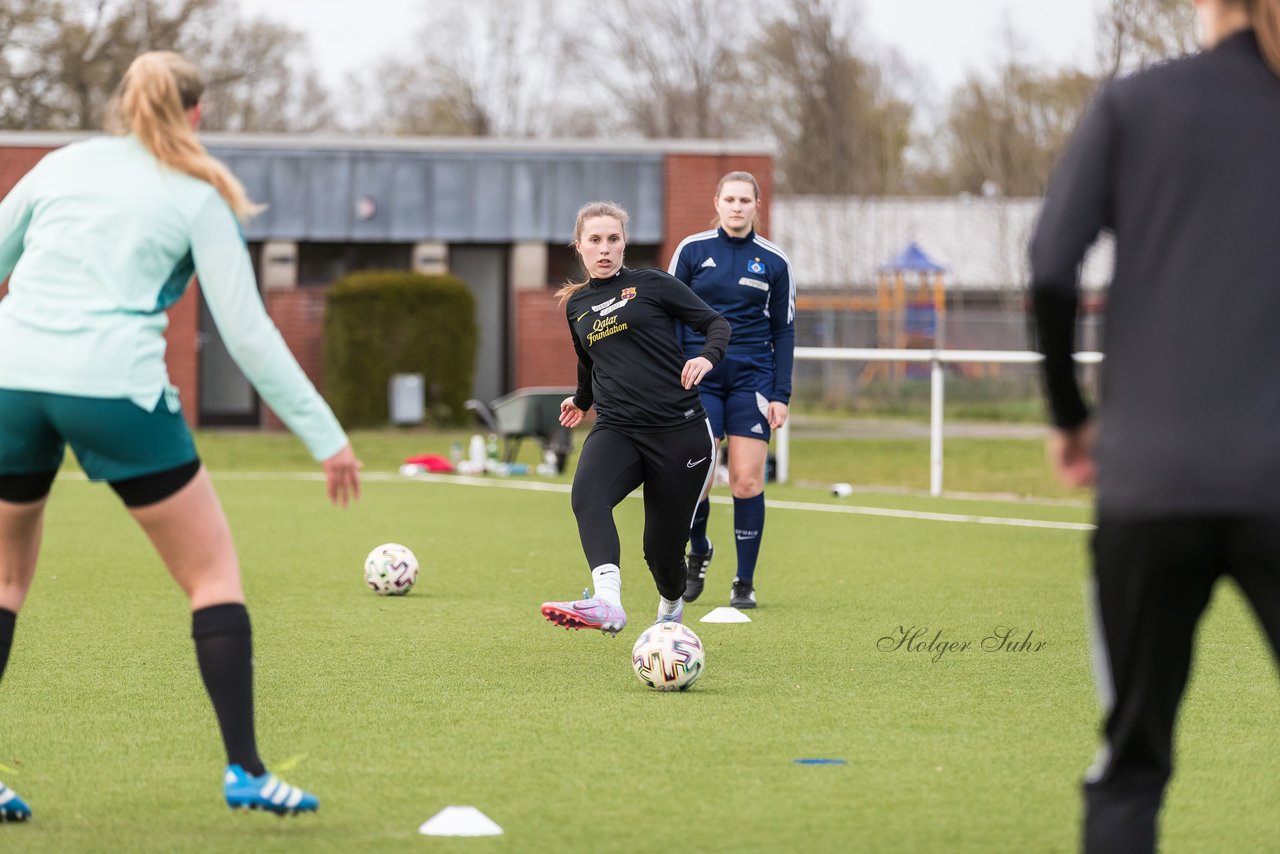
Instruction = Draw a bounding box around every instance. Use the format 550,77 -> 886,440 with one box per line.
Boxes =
1255,0 -> 1280,76
107,52 -> 262,221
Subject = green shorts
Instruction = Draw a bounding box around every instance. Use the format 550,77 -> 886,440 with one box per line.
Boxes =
0,388 -> 198,482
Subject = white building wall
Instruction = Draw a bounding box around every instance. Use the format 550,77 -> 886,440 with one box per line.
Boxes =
770,197 -> 1114,292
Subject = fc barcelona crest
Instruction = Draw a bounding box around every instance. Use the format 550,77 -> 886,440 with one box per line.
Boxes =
621,287 -> 637,300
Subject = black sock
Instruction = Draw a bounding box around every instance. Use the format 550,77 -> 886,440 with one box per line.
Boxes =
0,608 -> 15,683
192,603 -> 265,777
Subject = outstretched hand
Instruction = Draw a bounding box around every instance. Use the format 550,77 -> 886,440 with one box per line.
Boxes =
323,443 -> 362,507
560,396 -> 586,428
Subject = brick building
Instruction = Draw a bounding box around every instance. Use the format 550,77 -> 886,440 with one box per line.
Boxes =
0,133 -> 772,428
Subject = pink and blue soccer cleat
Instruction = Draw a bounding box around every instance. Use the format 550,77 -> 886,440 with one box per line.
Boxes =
0,781 -> 31,822
224,765 -> 318,816
541,596 -> 627,636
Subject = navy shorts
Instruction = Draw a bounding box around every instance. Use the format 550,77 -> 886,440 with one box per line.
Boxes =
697,353 -> 775,441
0,388 -> 198,482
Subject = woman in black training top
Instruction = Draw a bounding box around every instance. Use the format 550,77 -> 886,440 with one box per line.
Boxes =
541,201 -> 729,635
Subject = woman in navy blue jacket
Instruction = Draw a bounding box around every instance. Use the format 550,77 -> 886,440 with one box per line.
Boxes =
668,172 -> 796,609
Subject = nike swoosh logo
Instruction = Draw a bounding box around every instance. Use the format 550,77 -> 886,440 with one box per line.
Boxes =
576,311 -> 589,321
686,457 -> 708,468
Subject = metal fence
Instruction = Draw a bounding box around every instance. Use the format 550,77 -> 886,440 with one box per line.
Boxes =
794,294 -> 1103,412
776,348 -> 1104,495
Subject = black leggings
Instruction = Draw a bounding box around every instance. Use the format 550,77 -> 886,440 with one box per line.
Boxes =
570,420 -> 716,601
1084,516 -> 1280,854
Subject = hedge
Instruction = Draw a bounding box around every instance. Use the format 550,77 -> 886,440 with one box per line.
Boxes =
323,270 -> 477,427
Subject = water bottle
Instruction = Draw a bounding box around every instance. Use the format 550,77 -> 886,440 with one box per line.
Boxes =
468,434 -> 486,466
449,441 -> 463,466
485,434 -> 500,473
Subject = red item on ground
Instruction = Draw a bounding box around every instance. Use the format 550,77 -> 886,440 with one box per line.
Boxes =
403,454 -> 454,473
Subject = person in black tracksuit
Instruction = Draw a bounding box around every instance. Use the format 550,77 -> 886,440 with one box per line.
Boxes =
540,201 -> 730,636
1030,2 -> 1280,851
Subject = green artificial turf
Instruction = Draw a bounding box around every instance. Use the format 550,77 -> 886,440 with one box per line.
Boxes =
3,440 -> 1277,852
190,425 -> 1081,500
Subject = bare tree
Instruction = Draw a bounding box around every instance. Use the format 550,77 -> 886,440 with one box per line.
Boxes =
0,0 -> 335,132
747,0 -> 914,194
909,2 -> 1194,196
349,0 -> 585,137
931,65 -> 1096,197
592,0 -> 746,139
344,59 -> 472,136
893,18 -> 1095,198
1097,0 -> 1198,77
198,15 -> 336,132
0,0 -> 144,130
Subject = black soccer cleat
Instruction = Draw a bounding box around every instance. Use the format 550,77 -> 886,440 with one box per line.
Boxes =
730,577 -> 757,610
683,541 -> 714,602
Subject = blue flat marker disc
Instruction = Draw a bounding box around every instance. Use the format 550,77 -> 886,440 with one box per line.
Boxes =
793,758 -> 847,765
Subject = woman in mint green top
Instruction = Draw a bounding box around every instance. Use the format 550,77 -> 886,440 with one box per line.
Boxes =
0,51 -> 359,822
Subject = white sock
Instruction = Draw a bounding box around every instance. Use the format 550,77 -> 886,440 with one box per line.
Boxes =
658,595 -> 681,617
591,564 -> 622,605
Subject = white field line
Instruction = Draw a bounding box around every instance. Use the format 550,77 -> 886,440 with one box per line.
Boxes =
182,471 -> 1094,533
761,497 -> 1093,531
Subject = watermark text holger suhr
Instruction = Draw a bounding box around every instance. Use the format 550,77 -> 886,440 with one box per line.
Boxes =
878,626 -> 1048,663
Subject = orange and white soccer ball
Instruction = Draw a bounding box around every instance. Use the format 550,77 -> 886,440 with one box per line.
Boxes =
631,623 -> 705,691
363,543 -> 419,595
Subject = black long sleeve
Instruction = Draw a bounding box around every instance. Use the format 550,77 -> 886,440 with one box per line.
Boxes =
571,332 -> 594,413
1030,289 -> 1089,429
1029,80 -> 1115,431
695,317 -> 730,367
565,267 -> 724,430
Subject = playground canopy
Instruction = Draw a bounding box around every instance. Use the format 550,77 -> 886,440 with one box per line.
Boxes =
878,241 -> 947,274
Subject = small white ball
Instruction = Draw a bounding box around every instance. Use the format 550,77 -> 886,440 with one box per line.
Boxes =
363,543 -> 420,596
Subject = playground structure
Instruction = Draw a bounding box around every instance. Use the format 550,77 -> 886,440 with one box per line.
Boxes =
864,242 -> 947,383
795,242 -> 954,390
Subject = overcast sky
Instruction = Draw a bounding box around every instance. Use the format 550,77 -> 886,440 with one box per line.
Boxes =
238,0 -> 1108,96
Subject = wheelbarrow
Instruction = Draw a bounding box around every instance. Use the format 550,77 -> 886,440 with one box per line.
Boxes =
464,386 -> 577,474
